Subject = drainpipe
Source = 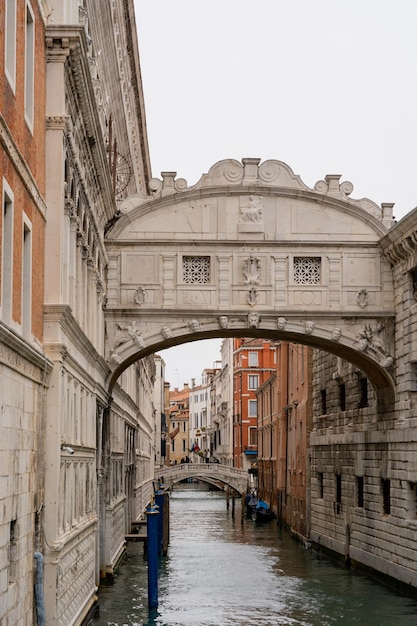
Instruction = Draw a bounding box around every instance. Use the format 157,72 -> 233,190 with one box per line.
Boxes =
34,552 -> 46,626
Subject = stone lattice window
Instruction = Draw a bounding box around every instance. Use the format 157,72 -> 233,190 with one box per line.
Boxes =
293,257 -> 321,284
182,256 -> 210,284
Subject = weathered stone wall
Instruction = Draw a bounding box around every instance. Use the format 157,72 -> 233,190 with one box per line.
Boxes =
310,336 -> 417,590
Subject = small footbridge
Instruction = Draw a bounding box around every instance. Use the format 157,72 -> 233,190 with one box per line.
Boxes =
154,463 -> 249,495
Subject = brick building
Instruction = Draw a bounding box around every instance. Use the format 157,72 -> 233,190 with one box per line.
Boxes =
232,338 -> 276,470
0,1 -> 52,624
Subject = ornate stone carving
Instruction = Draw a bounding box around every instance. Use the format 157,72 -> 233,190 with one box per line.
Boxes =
189,319 -> 200,333
243,255 -> 261,285
161,326 -> 172,339
304,320 -> 315,334
247,287 -> 259,306
134,287 -> 146,306
240,195 -> 263,223
218,316 -> 229,329
248,312 -> 260,329
332,327 -> 342,342
294,257 -> 321,284
356,288 -> 369,309
277,317 -> 287,330
113,321 -> 145,350
183,256 -> 210,284
356,324 -> 393,368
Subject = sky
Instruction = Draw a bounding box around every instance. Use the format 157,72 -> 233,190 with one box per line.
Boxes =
134,0 -> 417,386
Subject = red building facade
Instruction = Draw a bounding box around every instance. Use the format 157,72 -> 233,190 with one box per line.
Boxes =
232,338 -> 276,470
257,341 -> 313,539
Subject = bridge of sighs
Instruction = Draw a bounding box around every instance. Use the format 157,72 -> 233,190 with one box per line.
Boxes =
104,158 -> 396,410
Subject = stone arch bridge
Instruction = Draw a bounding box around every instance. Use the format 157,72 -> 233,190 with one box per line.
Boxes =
154,463 -> 249,495
104,158 -> 396,409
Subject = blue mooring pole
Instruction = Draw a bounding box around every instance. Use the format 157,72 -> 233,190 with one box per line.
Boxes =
154,483 -> 165,555
145,495 -> 159,608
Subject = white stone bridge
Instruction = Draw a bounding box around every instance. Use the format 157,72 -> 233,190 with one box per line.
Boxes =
154,463 -> 249,495
104,158 -> 396,411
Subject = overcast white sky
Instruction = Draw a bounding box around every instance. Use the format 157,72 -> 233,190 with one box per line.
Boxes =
134,0 -> 417,387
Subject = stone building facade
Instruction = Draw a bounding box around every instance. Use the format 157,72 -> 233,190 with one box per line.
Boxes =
40,1 -> 156,623
308,208 -> 417,590
1,1 -> 157,624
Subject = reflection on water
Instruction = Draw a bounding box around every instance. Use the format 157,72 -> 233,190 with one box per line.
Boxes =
91,485 -> 417,626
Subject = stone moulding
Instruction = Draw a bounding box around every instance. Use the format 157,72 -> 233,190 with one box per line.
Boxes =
115,158 -> 393,231
105,314 -> 395,400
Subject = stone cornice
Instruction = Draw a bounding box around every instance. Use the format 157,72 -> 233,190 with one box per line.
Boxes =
121,0 -> 152,190
380,207 -> 417,270
43,305 -> 110,381
0,113 -> 47,219
108,159 -> 393,240
0,321 -> 53,382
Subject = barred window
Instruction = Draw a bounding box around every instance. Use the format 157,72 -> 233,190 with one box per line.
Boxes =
183,256 -> 210,284
293,257 -> 321,284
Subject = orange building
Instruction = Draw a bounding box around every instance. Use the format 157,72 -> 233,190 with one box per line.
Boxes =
257,342 -> 313,538
232,338 -> 276,470
1,1 -> 50,623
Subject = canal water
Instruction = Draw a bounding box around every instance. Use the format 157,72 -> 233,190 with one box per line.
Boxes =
91,485 -> 417,626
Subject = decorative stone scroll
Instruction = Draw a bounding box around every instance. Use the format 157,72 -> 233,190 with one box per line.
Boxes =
243,255 -> 261,285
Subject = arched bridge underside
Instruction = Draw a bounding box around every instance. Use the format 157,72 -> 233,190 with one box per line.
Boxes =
104,158 -> 396,408
154,464 -> 249,496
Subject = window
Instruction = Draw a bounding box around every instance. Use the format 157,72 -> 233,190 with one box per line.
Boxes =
183,421 -> 186,432
182,439 -> 186,453
359,377 -> 369,408
339,383 -> 346,411
2,182 -> 14,324
248,351 -> 258,367
356,476 -> 364,508
334,474 -> 342,514
407,482 -> 417,519
249,427 -> 257,446
248,374 -> 259,390
25,2 -> 35,129
382,479 -> 391,515
182,256 -> 210,284
293,257 -> 321,284
5,0 -> 17,89
9,520 -> 17,584
318,473 -> 324,499
320,389 -> 327,415
248,399 -> 257,417
171,439 -> 175,453
22,217 -> 32,337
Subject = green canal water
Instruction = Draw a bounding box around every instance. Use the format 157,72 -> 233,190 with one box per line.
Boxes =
90,485 -> 417,625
